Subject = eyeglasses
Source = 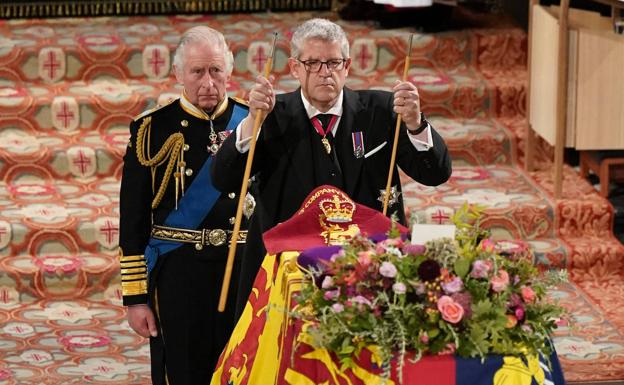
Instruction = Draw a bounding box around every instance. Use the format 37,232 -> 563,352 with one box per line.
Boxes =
297,58 -> 347,73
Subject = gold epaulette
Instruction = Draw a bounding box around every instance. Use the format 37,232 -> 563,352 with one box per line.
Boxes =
132,98 -> 177,122
231,96 -> 249,107
119,248 -> 148,297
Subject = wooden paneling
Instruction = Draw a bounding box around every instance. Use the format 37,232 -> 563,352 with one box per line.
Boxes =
529,4 -> 624,150
575,30 -> 624,149
529,5 -> 561,147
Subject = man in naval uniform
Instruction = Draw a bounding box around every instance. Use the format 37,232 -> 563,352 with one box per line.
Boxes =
118,26 -> 250,385
212,18 -> 452,317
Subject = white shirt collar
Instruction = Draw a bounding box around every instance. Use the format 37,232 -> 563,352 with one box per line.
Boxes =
299,89 -> 344,120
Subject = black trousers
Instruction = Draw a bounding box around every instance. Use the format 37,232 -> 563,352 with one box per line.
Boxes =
149,244 -> 241,385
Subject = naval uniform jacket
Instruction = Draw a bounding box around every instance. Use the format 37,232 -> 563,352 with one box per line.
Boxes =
119,95 -> 250,384
118,96 -> 249,306
212,87 -> 452,315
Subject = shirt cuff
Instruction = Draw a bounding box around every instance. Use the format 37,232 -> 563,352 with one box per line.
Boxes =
407,122 -> 433,151
235,120 -> 263,153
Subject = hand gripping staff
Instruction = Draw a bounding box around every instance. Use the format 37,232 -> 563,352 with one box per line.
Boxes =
218,33 -> 278,312
383,34 -> 414,216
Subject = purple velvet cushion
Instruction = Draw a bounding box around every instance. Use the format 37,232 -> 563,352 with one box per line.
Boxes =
297,245 -> 342,272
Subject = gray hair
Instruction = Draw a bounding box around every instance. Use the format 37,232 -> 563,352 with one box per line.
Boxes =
173,26 -> 234,75
290,18 -> 350,59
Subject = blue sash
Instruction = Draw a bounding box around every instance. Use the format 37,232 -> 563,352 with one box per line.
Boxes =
145,103 -> 247,273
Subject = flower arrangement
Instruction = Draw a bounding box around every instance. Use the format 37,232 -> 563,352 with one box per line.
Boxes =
295,204 -> 567,379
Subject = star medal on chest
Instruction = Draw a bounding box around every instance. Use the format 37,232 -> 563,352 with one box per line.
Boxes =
207,120 -> 221,155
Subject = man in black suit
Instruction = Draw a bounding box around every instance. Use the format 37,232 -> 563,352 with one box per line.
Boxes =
212,18 -> 451,316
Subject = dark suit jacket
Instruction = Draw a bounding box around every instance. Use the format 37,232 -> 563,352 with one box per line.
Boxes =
212,87 -> 452,315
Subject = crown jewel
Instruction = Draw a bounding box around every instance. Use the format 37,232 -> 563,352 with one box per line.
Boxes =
319,195 -> 355,223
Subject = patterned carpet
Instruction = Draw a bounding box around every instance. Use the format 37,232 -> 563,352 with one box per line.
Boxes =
0,10 -> 623,384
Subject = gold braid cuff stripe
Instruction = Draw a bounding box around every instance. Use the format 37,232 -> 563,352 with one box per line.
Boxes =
123,273 -> 148,281
121,280 -> 148,297
121,267 -> 147,275
120,254 -> 144,262
120,261 -> 146,269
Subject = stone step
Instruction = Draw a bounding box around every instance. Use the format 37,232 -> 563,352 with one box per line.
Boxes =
551,278 -> 624,382
403,164 -> 557,238
0,297 -> 150,384
529,166 -> 618,237
0,132 -> 125,181
403,162 -> 624,267
0,68 -> 526,139
565,235 -> 624,280
402,163 -> 614,239
1,251 -> 119,301
0,12 -> 526,83
0,116 -> 518,181
0,165 -> 574,255
0,178 -> 120,259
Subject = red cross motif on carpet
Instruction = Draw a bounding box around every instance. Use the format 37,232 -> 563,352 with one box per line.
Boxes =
142,45 -> 170,79
247,42 -> 271,76
0,286 -> 18,307
426,207 -> 453,224
0,221 -> 11,250
38,47 -> 65,83
51,97 -> 79,131
350,39 -> 377,75
67,147 -> 96,177
95,218 -> 119,249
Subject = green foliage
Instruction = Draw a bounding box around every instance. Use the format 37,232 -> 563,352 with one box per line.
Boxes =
294,207 -> 568,381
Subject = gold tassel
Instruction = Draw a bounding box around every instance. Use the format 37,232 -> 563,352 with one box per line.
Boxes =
174,171 -> 180,210
179,156 -> 186,197
136,116 -> 185,209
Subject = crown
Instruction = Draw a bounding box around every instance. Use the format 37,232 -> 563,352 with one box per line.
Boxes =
319,194 -> 355,223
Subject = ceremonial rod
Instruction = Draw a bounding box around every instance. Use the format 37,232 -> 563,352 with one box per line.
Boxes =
218,33 -> 278,312
383,34 -> 414,216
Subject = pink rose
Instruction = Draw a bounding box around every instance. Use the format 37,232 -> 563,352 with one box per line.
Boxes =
437,295 -> 464,324
441,276 -> 463,294
323,289 -> 340,301
357,251 -> 372,267
521,286 -> 536,303
439,343 -> 456,355
381,238 -> 403,248
392,282 -> 407,295
352,295 -> 372,307
470,260 -> 492,279
514,306 -> 525,321
481,239 -> 496,252
491,270 -> 510,292
402,244 -> 426,256
379,261 -> 397,278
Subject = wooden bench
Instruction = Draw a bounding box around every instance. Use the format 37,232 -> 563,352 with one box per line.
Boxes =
579,150 -> 624,197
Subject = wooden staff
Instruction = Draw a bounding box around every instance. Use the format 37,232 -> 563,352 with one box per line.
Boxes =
383,34 -> 414,216
218,33 -> 278,312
